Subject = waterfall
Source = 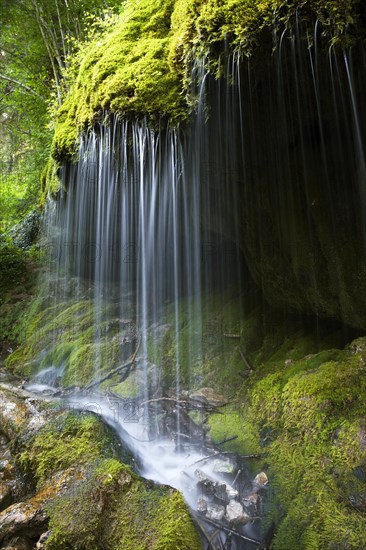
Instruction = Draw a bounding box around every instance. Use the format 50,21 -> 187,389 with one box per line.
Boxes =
25,29 -> 366,549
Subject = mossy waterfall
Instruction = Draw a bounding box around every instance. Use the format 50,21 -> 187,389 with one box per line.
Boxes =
6,12 -> 366,550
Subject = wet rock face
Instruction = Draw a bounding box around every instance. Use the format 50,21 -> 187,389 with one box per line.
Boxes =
0,434 -> 21,513
7,210 -> 41,250
206,502 -> 225,521
2,536 -> 35,550
0,502 -> 47,544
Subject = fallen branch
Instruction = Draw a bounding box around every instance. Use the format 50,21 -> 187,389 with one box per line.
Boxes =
140,396 -> 223,413
85,336 -> 141,390
216,435 -> 238,446
189,450 -> 263,468
237,347 -> 252,371
194,514 -> 262,546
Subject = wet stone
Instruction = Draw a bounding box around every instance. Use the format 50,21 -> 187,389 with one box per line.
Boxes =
197,497 -> 207,513
206,503 -> 225,521
2,536 -> 34,550
189,387 -> 226,407
225,500 -> 250,524
0,502 -> 47,543
253,471 -> 268,487
242,492 -> 258,515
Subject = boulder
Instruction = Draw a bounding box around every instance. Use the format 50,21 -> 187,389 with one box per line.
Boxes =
225,500 -> 249,524
0,502 -> 47,543
206,503 -> 225,521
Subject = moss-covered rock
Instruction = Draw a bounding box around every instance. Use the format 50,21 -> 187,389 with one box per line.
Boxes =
45,459 -> 202,550
238,337 -> 366,548
47,0 -> 365,168
0,386 -> 202,549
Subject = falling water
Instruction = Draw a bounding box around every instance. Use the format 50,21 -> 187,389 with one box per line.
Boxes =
27,26 -> 366,549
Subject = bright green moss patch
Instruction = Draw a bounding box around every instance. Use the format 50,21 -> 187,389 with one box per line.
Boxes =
47,0 -> 364,170
51,0 -> 184,163
208,407 -> 261,454
45,456 -> 202,550
40,157 -> 62,199
246,340 -> 366,548
19,412 -> 117,485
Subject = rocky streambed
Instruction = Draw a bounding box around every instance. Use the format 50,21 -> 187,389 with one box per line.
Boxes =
0,370 -> 271,549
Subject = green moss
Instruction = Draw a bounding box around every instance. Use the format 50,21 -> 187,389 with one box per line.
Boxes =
0,241 -> 40,350
245,339 -> 366,548
19,412 -> 116,485
110,370 -> 140,397
40,157 -> 62,202
45,456 -> 202,550
0,242 -> 29,302
5,297 -> 125,385
45,0 -> 364,174
208,407 -> 261,454
51,0 -> 184,165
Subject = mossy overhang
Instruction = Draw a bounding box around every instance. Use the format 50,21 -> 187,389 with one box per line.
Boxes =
50,0 -> 365,164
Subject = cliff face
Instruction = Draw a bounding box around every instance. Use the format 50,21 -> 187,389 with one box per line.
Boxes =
45,0 -> 366,330
201,40 -> 366,330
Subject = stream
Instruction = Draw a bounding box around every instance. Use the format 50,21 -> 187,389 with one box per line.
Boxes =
24,367 -> 270,550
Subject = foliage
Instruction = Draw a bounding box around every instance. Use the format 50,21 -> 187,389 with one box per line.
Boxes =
46,0 -> 365,169
245,340 -> 366,548
0,240 -> 28,298
0,0 -> 122,221
0,239 -> 41,347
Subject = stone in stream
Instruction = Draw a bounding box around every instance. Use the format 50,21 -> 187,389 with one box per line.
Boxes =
195,468 -> 238,501
205,503 -> 226,521
189,387 -> 226,407
225,500 -> 250,524
242,492 -> 259,515
197,497 -> 208,513
253,471 -> 268,487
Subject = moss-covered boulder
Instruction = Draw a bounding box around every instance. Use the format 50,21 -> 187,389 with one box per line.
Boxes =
0,385 -> 202,550
234,336 -> 366,548
49,0 -> 366,165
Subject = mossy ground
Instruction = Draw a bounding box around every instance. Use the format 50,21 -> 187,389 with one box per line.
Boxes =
0,240 -> 42,362
14,407 -> 202,550
248,341 -> 366,549
46,459 -> 202,550
5,278 -> 366,548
